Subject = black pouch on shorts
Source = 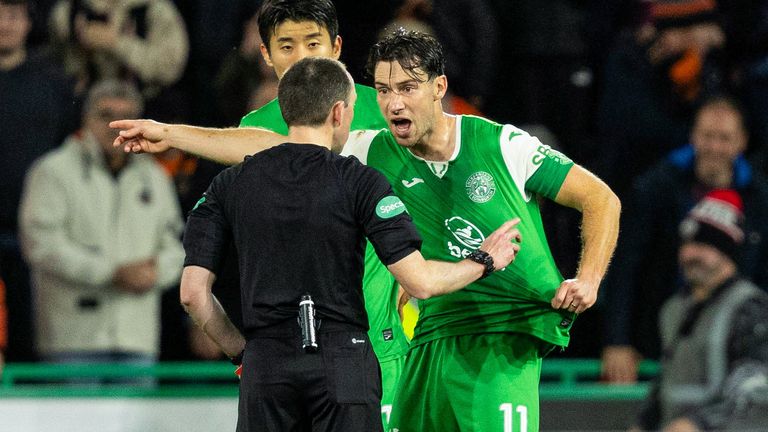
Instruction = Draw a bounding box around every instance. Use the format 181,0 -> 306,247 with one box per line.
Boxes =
326,331 -> 379,404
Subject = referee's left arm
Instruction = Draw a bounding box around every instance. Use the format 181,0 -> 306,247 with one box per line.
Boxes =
180,165 -> 245,359
180,265 -> 245,358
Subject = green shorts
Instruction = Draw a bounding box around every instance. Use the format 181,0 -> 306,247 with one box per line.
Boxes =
379,354 -> 405,430
389,333 -> 545,432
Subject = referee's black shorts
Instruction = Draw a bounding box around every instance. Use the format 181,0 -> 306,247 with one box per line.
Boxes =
236,321 -> 383,432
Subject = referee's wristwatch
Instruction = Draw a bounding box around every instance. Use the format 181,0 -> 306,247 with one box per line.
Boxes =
466,249 -> 495,279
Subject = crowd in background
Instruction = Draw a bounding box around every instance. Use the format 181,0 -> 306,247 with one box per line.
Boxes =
2,0 -> 768,386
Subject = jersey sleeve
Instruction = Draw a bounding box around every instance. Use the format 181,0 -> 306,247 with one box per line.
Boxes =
343,158 -> 422,265
499,124 -> 574,201
182,165 -> 240,273
340,129 -> 385,164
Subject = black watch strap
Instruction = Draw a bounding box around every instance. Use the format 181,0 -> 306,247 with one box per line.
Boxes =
466,249 -> 495,279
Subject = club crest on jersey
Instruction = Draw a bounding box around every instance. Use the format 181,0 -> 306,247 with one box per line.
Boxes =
465,171 -> 496,203
445,216 -> 486,258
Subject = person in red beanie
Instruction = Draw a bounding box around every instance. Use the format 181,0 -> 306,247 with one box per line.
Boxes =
630,189 -> 768,432
601,95 -> 768,384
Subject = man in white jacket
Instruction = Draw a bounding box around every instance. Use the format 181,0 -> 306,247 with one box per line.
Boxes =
19,79 -> 184,368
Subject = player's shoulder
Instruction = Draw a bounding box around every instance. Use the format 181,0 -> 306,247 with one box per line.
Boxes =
459,114 -> 507,141
342,128 -> 391,162
351,83 -> 388,130
239,98 -> 282,128
353,84 -> 378,111
461,115 -> 546,151
355,83 -> 377,96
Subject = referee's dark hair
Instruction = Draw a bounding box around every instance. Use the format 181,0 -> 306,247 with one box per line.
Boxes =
257,0 -> 338,53
278,57 -> 352,127
366,28 -> 445,83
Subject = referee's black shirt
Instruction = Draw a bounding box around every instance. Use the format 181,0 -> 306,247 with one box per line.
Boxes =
183,143 -> 421,334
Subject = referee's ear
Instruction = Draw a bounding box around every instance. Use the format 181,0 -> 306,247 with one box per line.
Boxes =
330,100 -> 345,128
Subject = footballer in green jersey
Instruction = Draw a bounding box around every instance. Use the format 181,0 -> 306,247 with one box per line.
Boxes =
237,2 -> 409,427
345,116 -> 576,348
355,30 -> 620,431
345,117 -> 576,431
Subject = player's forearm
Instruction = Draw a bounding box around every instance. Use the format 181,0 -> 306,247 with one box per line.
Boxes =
391,253 -> 484,299
169,125 -> 285,165
180,266 -> 245,357
575,186 -> 621,285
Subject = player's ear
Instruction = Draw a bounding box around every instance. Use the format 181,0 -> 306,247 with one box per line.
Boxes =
260,43 -> 274,68
434,75 -> 448,101
332,35 -> 342,60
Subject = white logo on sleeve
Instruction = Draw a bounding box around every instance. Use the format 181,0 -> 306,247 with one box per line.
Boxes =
351,338 -> 366,344
402,177 -> 424,188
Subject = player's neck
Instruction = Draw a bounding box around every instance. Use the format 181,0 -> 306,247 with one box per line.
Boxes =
286,125 -> 334,151
411,111 -> 456,161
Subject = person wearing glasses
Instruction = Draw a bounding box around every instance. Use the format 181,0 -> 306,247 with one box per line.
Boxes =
19,79 -> 185,375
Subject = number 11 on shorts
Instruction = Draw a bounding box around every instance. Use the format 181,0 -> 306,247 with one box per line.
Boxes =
499,403 -> 528,432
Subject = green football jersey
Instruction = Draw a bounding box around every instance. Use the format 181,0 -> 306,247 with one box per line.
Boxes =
238,84 -> 409,361
343,115 -> 576,348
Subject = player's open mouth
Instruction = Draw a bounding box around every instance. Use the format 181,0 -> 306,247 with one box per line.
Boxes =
392,119 -> 412,136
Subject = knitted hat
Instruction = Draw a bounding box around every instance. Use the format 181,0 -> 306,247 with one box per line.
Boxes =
679,189 -> 745,261
646,0 -> 718,29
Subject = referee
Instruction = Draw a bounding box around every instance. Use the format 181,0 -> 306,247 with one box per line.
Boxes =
180,57 -> 521,432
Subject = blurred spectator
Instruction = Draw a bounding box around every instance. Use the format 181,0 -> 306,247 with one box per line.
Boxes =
596,0 -> 726,199
717,0 -> 768,172
585,0 -> 645,78
430,0 -> 498,112
49,0 -> 189,117
334,0 -> 402,81
174,0 -> 261,126
630,190 -> 768,431
25,0 -> 56,48
602,96 -> 768,383
484,0 -> 592,160
213,12 -> 277,127
0,0 -> 77,363
19,79 -> 184,368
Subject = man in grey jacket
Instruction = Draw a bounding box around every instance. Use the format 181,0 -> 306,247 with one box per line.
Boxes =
631,189 -> 768,431
19,79 -> 184,367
